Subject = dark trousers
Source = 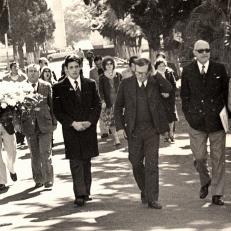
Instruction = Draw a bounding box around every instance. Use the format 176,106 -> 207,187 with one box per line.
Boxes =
16,131 -> 25,144
69,158 -> 92,199
128,126 -> 160,202
26,131 -> 53,184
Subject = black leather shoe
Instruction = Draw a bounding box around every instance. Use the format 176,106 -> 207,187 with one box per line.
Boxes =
10,172 -> 17,182
34,183 -> 43,189
212,195 -> 224,206
148,201 -> 162,209
0,184 -> 7,191
101,133 -> 109,139
169,136 -> 175,143
74,197 -> 85,206
84,195 -> 92,201
200,179 -> 211,199
141,192 -> 147,204
44,182 -> 53,188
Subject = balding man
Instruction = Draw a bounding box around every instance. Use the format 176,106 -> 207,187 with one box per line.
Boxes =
181,40 -> 229,205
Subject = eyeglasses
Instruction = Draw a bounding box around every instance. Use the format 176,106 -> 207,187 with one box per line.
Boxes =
196,49 -> 210,54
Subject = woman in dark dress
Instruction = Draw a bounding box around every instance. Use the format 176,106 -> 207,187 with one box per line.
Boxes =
154,58 -> 178,143
99,56 -> 122,146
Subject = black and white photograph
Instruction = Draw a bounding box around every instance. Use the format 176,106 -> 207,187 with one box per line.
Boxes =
0,0 -> 231,230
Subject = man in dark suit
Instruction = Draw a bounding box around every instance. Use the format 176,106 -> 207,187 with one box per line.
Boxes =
180,40 -> 229,205
114,58 -> 172,209
53,55 -> 101,207
21,64 -> 56,189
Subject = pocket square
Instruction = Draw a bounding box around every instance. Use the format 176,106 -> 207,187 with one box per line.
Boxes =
69,88 -> 74,91
215,76 -> 221,79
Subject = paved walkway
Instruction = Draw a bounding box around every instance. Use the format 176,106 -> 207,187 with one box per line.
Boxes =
0,99 -> 231,231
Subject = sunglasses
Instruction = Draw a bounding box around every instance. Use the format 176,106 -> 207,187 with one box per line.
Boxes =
196,49 -> 210,54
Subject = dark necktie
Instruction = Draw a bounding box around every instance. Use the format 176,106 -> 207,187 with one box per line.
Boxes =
74,80 -> 81,99
32,83 -> 36,93
201,65 -> 205,75
141,82 -> 145,89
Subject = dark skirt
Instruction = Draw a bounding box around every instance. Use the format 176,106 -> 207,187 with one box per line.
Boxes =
162,97 -> 178,123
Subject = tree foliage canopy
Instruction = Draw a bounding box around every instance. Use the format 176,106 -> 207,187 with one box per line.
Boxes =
87,0 -> 202,50
8,0 -> 55,50
0,0 -> 9,34
64,0 -> 91,46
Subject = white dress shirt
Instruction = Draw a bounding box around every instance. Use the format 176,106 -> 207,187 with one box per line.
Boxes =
68,76 -> 81,91
30,82 -> 38,92
137,79 -> 148,87
197,61 -> 209,74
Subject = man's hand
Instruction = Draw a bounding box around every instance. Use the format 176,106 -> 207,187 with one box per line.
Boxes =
82,121 -> 91,129
117,129 -> 127,140
53,124 -> 57,131
161,93 -> 169,98
72,121 -> 85,131
102,102 -> 106,109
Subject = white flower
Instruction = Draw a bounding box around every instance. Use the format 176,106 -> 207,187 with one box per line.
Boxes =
0,81 -> 40,111
1,102 -> 7,108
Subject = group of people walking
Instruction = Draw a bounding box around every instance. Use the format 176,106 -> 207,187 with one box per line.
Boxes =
0,59 -> 57,191
0,39 -> 229,210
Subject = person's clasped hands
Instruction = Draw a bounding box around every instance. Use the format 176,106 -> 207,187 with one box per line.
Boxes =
71,121 -> 91,131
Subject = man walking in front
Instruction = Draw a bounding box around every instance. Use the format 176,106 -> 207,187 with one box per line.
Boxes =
53,55 -> 101,207
115,58 -> 172,209
180,40 -> 229,205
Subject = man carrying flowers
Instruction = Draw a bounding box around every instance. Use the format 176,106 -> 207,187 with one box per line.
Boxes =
21,64 -> 57,189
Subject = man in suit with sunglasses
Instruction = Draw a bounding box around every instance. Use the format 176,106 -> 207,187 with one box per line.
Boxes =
181,40 -> 229,206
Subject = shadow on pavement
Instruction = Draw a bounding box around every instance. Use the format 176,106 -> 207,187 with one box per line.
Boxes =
15,144 -> 231,231
0,187 -> 42,205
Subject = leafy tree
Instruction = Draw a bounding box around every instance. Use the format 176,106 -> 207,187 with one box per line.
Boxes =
88,1 -> 143,59
86,0 -> 202,62
0,0 -> 9,34
64,1 -> 91,46
7,0 -> 55,66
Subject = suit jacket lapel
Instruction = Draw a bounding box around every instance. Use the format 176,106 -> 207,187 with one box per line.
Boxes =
146,75 -> 155,99
130,76 -> 137,108
193,61 -> 201,77
206,61 -> 214,78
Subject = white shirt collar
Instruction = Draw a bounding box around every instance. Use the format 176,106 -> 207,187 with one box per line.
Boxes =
68,76 -> 81,90
29,81 -> 38,91
197,61 -> 209,74
10,75 -> 19,81
137,79 -> 148,87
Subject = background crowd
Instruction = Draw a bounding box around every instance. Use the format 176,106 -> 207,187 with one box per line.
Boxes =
0,39 -> 229,209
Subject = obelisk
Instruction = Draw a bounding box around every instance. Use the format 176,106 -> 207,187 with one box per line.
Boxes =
50,0 -> 66,49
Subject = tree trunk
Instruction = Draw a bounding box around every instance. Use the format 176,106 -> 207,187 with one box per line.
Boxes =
26,41 -> 35,64
148,43 -> 158,65
34,43 -> 40,64
18,43 -> 24,69
12,41 -> 19,62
